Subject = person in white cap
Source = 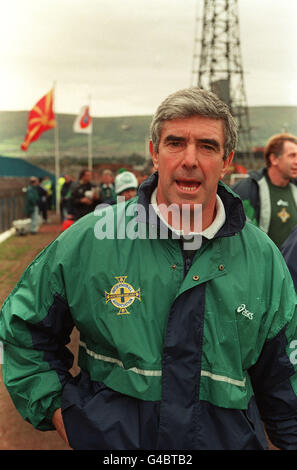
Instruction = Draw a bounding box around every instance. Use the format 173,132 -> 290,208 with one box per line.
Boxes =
114,171 -> 138,200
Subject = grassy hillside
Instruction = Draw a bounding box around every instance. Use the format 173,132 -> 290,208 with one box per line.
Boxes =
0,107 -> 296,160
0,112 -> 152,159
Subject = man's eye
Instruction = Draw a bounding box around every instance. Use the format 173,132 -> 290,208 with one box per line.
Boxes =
167,141 -> 184,150
200,144 -> 216,152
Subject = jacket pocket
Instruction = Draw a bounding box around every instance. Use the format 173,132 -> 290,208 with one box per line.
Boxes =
61,370 -> 160,450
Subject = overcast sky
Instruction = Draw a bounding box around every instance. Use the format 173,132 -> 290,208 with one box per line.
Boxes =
0,0 -> 296,117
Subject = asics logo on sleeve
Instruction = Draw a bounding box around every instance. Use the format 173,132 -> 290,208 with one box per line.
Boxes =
236,304 -> 254,320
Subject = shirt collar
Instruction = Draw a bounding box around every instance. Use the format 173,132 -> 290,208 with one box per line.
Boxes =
150,188 -> 226,240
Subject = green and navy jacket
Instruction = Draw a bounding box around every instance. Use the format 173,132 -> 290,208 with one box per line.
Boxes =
232,168 -> 297,232
1,173 -> 297,450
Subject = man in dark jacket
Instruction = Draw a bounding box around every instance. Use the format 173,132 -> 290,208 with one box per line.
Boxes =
70,169 -> 101,220
37,178 -> 48,223
60,174 -> 74,221
232,133 -> 297,248
1,88 -> 297,451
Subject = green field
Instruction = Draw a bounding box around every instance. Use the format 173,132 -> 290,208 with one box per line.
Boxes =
0,107 -> 296,160
0,237 -> 32,261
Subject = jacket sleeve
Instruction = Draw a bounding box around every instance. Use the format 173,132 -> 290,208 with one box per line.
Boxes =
248,256 -> 297,450
0,240 -> 75,431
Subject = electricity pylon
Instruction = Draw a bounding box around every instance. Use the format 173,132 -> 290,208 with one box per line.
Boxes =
191,0 -> 253,158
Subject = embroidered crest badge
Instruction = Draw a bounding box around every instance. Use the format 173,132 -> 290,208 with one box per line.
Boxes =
277,207 -> 290,223
105,276 -> 141,315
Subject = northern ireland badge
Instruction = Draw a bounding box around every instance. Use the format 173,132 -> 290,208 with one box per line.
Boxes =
105,276 -> 141,315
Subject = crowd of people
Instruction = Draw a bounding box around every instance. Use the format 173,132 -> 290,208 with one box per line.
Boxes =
24,167 -> 141,234
3,86 -> 297,451
25,132 -> 297,250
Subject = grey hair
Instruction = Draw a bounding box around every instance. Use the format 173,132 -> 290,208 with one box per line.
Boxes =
150,87 -> 238,159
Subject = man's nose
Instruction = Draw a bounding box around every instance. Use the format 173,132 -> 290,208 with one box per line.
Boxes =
182,143 -> 198,168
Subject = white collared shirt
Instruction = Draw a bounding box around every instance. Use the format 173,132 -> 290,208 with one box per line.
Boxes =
150,188 -> 226,240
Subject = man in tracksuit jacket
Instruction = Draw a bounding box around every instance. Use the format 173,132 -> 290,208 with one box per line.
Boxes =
1,87 -> 297,450
231,134 -> 297,249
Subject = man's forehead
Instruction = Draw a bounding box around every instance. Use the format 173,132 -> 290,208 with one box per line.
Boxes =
283,140 -> 297,153
160,116 -> 224,140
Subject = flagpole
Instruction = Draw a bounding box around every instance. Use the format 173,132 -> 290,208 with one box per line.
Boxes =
88,133 -> 92,171
53,81 -> 60,216
88,94 -> 93,171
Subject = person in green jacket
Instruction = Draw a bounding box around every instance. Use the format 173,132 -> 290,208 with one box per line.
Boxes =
24,176 -> 40,234
1,87 -> 297,450
99,169 -> 116,203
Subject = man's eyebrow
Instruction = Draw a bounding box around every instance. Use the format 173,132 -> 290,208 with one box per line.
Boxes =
163,135 -> 221,150
163,135 -> 186,143
197,138 -> 221,151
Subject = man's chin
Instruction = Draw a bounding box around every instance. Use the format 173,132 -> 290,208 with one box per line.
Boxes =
158,199 -> 203,216
177,198 -> 203,209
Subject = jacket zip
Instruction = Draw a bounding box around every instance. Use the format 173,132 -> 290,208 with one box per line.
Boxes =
179,240 -> 196,278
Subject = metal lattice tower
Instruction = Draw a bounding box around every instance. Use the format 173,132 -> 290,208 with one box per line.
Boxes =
191,0 -> 253,158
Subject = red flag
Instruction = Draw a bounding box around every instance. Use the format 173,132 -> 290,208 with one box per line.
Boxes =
21,89 -> 56,151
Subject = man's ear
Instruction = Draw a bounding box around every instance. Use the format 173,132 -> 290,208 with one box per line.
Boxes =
220,150 -> 234,179
149,140 -> 159,170
269,153 -> 279,166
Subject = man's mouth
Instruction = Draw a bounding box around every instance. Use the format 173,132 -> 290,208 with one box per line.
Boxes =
176,180 -> 201,192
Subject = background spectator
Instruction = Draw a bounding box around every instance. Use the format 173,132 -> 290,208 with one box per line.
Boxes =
24,176 -> 40,234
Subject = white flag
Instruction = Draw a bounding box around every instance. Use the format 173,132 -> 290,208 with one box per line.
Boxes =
73,105 -> 93,134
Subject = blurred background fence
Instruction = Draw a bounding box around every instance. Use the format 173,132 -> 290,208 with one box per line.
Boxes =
0,178 -> 27,233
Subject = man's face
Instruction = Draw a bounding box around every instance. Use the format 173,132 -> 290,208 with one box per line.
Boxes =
120,188 -> 137,200
270,141 -> 297,181
150,116 -> 233,229
102,173 -> 113,185
82,171 -> 92,184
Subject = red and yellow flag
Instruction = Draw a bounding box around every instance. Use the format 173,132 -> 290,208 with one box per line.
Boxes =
21,89 -> 56,151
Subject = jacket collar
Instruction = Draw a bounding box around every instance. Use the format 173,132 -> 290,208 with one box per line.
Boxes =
137,172 -> 246,238
248,167 -> 267,182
